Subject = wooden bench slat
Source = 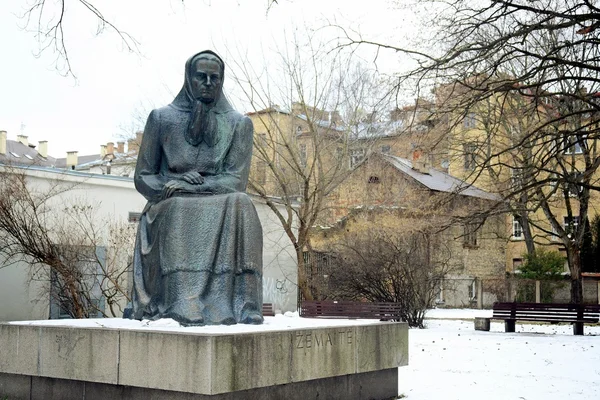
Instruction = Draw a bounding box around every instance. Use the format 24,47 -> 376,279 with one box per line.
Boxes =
300,301 -> 402,320
491,302 -> 599,335
262,303 -> 275,317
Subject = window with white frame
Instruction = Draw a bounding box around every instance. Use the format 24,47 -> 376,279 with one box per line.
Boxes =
350,149 -> 365,168
511,168 -> 524,190
563,135 -> 585,154
565,171 -> 584,197
563,216 -> 580,237
435,280 -> 445,304
468,279 -> 477,301
512,215 -> 523,239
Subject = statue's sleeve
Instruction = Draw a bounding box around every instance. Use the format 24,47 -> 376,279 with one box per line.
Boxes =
203,115 -> 253,194
134,109 -> 167,202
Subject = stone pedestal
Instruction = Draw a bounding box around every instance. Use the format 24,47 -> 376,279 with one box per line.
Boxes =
474,317 -> 490,331
0,320 -> 408,400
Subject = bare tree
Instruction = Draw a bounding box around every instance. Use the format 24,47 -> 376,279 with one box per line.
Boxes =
0,167 -> 135,318
335,0 -> 600,303
326,225 -> 455,328
17,0 -> 139,78
227,37 -> 391,301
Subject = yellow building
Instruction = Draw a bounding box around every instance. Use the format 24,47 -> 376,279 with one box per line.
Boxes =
441,84 -> 600,283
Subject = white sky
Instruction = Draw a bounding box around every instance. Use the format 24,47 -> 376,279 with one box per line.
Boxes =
0,0 -> 423,157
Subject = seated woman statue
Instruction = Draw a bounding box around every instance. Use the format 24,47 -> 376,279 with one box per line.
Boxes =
126,50 -> 263,326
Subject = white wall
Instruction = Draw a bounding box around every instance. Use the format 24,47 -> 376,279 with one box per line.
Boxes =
0,166 -> 298,321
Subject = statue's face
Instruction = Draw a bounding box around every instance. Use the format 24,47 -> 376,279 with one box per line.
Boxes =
191,58 -> 222,104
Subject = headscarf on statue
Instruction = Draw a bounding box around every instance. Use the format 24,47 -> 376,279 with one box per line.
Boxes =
170,50 -> 234,147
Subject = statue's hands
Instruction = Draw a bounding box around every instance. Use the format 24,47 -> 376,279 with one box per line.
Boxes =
181,171 -> 204,185
161,180 -> 187,200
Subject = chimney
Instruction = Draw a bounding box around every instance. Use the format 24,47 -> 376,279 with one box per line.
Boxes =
412,148 -> 429,174
107,142 -> 114,154
117,141 -> 125,153
100,144 -> 107,158
0,130 -> 6,155
66,151 -> 78,169
17,135 -> 28,146
38,141 -> 48,158
127,131 -> 143,154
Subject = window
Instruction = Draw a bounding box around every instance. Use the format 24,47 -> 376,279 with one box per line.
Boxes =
565,172 -> 583,197
511,168 -> 524,189
463,222 -> 479,247
299,144 -> 307,168
49,246 -> 106,319
296,125 -> 303,134
468,279 -> 477,301
435,280 -> 445,305
368,176 -> 380,184
564,135 -> 585,154
335,147 -> 343,161
512,258 -> 523,271
128,212 -> 142,223
380,145 -> 391,154
464,112 -> 477,129
9,151 -> 20,158
512,215 -> 523,239
463,143 -> 477,170
563,216 -> 580,237
24,154 -> 33,160
350,149 -> 365,168
256,160 -> 267,185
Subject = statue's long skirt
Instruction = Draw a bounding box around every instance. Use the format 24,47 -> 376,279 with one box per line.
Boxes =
129,192 -> 263,323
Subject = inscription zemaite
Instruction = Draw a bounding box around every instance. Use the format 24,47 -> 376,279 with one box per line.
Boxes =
294,329 -> 353,349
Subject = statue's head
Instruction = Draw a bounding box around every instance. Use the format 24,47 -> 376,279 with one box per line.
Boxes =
189,51 -> 225,104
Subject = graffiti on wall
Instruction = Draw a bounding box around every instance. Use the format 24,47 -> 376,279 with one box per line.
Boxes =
263,276 -> 295,312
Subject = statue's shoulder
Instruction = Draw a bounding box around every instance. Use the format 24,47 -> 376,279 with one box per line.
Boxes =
223,110 -> 253,132
154,105 -> 185,121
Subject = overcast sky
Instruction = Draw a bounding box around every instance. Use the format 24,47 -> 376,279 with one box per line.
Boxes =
0,0 -> 422,157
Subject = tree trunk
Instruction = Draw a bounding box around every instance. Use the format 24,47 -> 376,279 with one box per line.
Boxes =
520,213 -> 535,255
567,246 -> 583,304
296,247 -> 314,302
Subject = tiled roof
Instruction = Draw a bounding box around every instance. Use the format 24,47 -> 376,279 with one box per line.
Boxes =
0,140 -> 57,167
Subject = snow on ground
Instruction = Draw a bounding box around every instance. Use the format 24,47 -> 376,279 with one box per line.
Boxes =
8,312 -> 382,334
425,307 -> 492,320
401,309 -> 600,400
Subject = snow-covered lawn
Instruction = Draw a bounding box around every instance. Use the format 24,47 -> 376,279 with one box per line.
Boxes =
400,309 -> 600,399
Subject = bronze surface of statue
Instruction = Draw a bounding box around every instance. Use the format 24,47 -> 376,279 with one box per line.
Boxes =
125,50 -> 263,326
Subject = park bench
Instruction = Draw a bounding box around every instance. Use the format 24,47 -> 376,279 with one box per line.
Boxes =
262,303 -> 275,317
492,302 -> 600,335
300,300 -> 403,321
